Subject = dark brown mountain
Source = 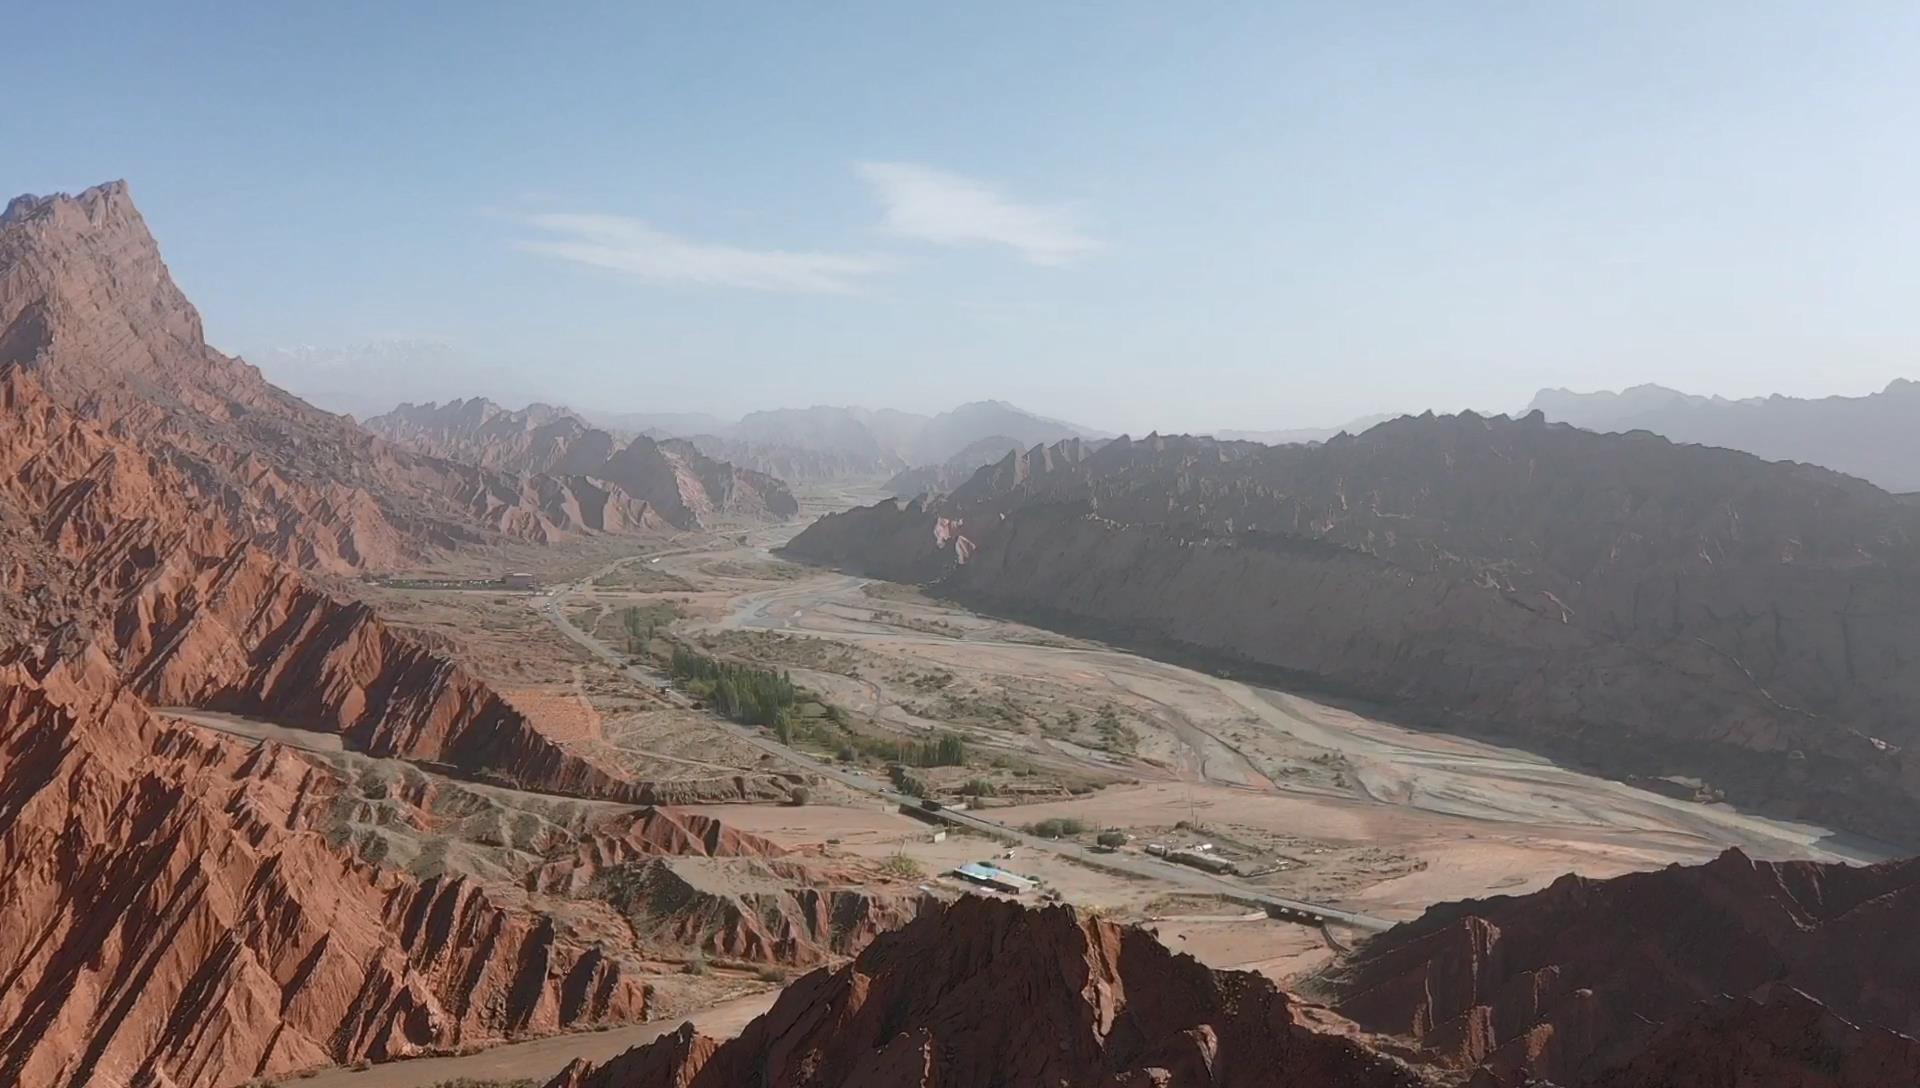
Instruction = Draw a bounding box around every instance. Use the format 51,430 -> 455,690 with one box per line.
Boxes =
545,895 -> 1434,1088
1580,985 -> 1920,1088
365,398 -> 798,526
1319,849 -> 1920,1086
786,414 -> 1920,842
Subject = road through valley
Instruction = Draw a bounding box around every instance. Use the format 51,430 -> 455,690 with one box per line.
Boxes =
557,500 -> 1886,923
702,565 -> 1882,865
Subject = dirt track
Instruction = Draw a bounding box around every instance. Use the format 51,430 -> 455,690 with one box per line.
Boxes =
293,991 -> 774,1088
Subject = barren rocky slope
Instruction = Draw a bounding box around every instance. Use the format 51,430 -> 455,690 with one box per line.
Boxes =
302,758 -> 924,972
523,807 -> 928,967
0,653 -> 646,1088
786,417 -> 1920,841
365,399 -> 798,526
1321,849 -> 1920,1086
546,895 -> 1434,1088
0,183 -> 660,566
0,182 -> 818,1085
1533,379 -> 1920,492
883,433 -> 1025,497
1581,985 -> 1920,1088
0,360 -> 729,804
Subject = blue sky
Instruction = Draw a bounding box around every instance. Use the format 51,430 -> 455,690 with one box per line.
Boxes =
7,2 -> 1919,431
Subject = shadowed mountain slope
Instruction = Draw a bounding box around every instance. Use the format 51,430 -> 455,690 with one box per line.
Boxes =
788,414 -> 1920,842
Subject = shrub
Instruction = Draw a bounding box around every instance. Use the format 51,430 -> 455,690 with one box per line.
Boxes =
879,852 -> 925,879
1095,830 -> 1128,849
1022,817 -> 1088,839
889,765 -> 929,797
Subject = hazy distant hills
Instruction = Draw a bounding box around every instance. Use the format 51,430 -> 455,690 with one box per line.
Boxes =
364,398 -> 798,525
883,434 -> 1028,497
591,399 -> 1100,484
1214,413 -> 1397,446
1531,380 -> 1920,492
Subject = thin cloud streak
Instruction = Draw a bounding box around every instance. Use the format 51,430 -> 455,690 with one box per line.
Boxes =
515,213 -> 889,293
858,161 -> 1099,266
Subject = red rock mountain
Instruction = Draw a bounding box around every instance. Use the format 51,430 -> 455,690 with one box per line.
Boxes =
364,398 -> 799,526
0,357 -> 737,804
0,182 -> 661,569
546,895 -> 1434,1088
0,181 -> 766,1085
0,652 -> 646,1088
787,418 -> 1920,842
521,806 -> 927,968
1322,849 -> 1920,1086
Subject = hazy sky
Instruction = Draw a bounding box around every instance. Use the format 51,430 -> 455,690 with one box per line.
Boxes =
7,2 -> 1919,432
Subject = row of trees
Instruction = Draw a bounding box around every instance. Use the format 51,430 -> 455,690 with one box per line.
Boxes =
668,644 -> 798,727
622,604 -> 677,653
899,731 -> 969,768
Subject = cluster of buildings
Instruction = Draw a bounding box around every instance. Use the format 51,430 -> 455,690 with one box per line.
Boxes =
950,862 -> 1037,895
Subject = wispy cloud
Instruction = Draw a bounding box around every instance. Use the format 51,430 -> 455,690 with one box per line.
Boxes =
858,162 -> 1098,266
515,213 -> 888,293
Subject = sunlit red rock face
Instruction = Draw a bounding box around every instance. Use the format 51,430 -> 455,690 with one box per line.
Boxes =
0,654 -> 646,1088
546,895 -> 1434,1088
788,422 -> 1920,843
364,399 -> 800,527
0,182 -> 751,1085
0,362 -> 716,803
1324,849 -> 1920,1086
0,182 -> 659,568
0,183 -> 790,803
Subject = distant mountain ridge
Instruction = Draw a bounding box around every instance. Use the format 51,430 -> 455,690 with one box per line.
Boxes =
582,399 -> 1101,484
1531,379 -> 1920,492
364,398 -> 797,526
788,412 -> 1920,844
1214,412 -> 1398,446
884,434 -> 1029,498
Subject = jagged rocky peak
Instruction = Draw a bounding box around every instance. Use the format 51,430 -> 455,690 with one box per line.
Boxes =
0,179 -> 242,408
1,180 -> 668,560
545,895 -> 1432,1088
1320,848 -> 1920,1086
366,397 -> 798,527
